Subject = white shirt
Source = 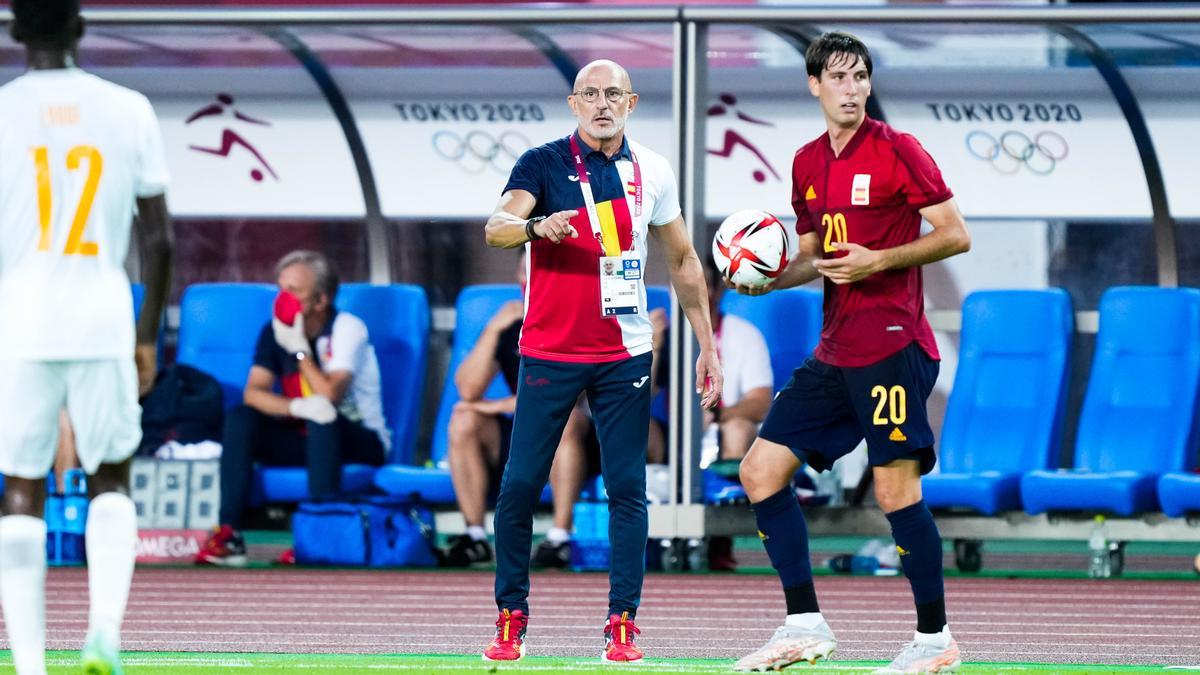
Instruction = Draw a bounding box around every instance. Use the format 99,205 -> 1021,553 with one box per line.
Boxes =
0,68 -> 169,360
316,312 -> 390,451
700,313 -> 774,468
718,313 -> 773,408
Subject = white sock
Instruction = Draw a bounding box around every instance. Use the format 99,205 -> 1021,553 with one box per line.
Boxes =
545,527 -> 570,545
0,515 -> 48,675
785,612 -> 825,630
85,493 -> 138,646
914,624 -> 951,647
466,525 -> 487,542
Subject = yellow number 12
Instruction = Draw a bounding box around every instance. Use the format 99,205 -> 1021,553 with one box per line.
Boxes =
32,144 -> 103,256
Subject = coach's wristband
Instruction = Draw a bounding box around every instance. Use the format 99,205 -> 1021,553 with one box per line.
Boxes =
525,216 -> 546,241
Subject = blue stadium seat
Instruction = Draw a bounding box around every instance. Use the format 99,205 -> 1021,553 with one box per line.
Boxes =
374,465 -> 458,504
429,284 -> 523,466
924,290 -> 1073,514
646,286 -> 672,426
131,282 -> 145,321
1158,472 -> 1200,517
720,287 -> 822,393
257,284 -> 430,503
647,285 -> 671,316
336,283 -> 430,465
1022,287 -> 1200,516
376,285 -> 670,505
176,283 -> 275,408
377,284 -> 522,504
690,288 -> 820,505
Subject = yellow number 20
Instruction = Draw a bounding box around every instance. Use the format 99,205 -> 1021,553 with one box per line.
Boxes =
822,212 -> 848,253
31,144 -> 103,256
871,384 -> 907,426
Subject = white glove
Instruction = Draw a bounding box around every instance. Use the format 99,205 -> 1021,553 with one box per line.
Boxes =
272,315 -> 310,356
288,395 -> 337,424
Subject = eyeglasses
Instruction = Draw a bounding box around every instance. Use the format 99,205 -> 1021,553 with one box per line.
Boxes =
573,87 -> 633,103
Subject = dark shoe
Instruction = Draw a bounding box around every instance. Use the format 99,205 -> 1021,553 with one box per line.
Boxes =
441,534 -> 493,567
708,535 -> 738,572
195,524 -> 247,567
531,539 -> 571,569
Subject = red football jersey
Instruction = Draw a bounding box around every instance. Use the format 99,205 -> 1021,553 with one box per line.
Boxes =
791,117 -> 952,367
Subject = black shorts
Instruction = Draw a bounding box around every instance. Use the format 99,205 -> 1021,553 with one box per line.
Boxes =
759,341 -> 940,475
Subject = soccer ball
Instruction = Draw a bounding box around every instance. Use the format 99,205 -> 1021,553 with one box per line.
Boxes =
712,209 -> 790,288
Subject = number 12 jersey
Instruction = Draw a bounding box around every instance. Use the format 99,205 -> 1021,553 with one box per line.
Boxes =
0,68 -> 170,360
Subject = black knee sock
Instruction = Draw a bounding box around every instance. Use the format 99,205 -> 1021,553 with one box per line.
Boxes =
885,501 -> 946,634
752,487 -> 819,615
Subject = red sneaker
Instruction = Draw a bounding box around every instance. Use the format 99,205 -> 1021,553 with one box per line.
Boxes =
194,525 -> 247,567
482,609 -> 527,661
603,611 -> 643,662
276,548 -> 296,566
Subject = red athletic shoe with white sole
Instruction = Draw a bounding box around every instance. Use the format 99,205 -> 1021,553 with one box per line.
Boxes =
602,611 -> 643,663
482,609 -> 527,662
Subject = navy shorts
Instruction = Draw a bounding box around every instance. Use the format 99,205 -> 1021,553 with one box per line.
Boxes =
759,341 -> 940,475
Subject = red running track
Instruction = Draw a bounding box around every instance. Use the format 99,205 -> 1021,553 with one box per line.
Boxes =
4,568 -> 1199,667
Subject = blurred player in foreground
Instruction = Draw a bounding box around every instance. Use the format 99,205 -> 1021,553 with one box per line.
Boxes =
0,1 -> 174,673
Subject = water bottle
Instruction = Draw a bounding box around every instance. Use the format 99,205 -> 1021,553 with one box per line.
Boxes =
44,491 -> 64,565
1087,515 -> 1111,579
61,469 -> 89,565
684,537 -> 707,572
572,501 -> 594,541
660,538 -> 685,571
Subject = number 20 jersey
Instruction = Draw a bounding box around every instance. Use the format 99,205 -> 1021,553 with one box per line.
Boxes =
791,116 -> 952,368
0,68 -> 170,360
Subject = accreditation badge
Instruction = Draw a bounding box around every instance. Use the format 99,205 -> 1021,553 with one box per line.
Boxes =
600,255 -> 639,316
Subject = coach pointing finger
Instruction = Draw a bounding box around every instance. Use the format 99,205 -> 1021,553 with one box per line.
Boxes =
526,209 -> 579,243
481,58 -> 721,665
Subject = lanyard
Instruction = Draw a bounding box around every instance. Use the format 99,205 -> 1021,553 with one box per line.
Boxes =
568,134 -> 641,257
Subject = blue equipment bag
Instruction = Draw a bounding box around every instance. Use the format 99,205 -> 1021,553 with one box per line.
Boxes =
292,497 -> 437,567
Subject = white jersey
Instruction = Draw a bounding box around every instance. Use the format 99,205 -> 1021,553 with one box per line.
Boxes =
718,314 -> 773,407
316,312 -> 390,451
0,68 -> 169,360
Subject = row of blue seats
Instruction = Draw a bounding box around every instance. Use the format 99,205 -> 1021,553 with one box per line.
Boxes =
8,280 -> 1198,521
926,287 -> 1200,518
176,282 -> 823,506
175,283 -> 1200,518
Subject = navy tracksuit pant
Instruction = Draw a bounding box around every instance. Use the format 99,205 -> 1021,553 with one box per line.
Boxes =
494,353 -> 652,618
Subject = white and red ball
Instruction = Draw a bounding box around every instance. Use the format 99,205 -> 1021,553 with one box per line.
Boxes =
712,209 -> 790,288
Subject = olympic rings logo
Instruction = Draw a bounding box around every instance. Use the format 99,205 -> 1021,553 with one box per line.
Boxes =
965,130 -> 1068,176
431,130 -> 531,175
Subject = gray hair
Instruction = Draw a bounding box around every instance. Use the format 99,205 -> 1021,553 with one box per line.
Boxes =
275,250 -> 340,302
